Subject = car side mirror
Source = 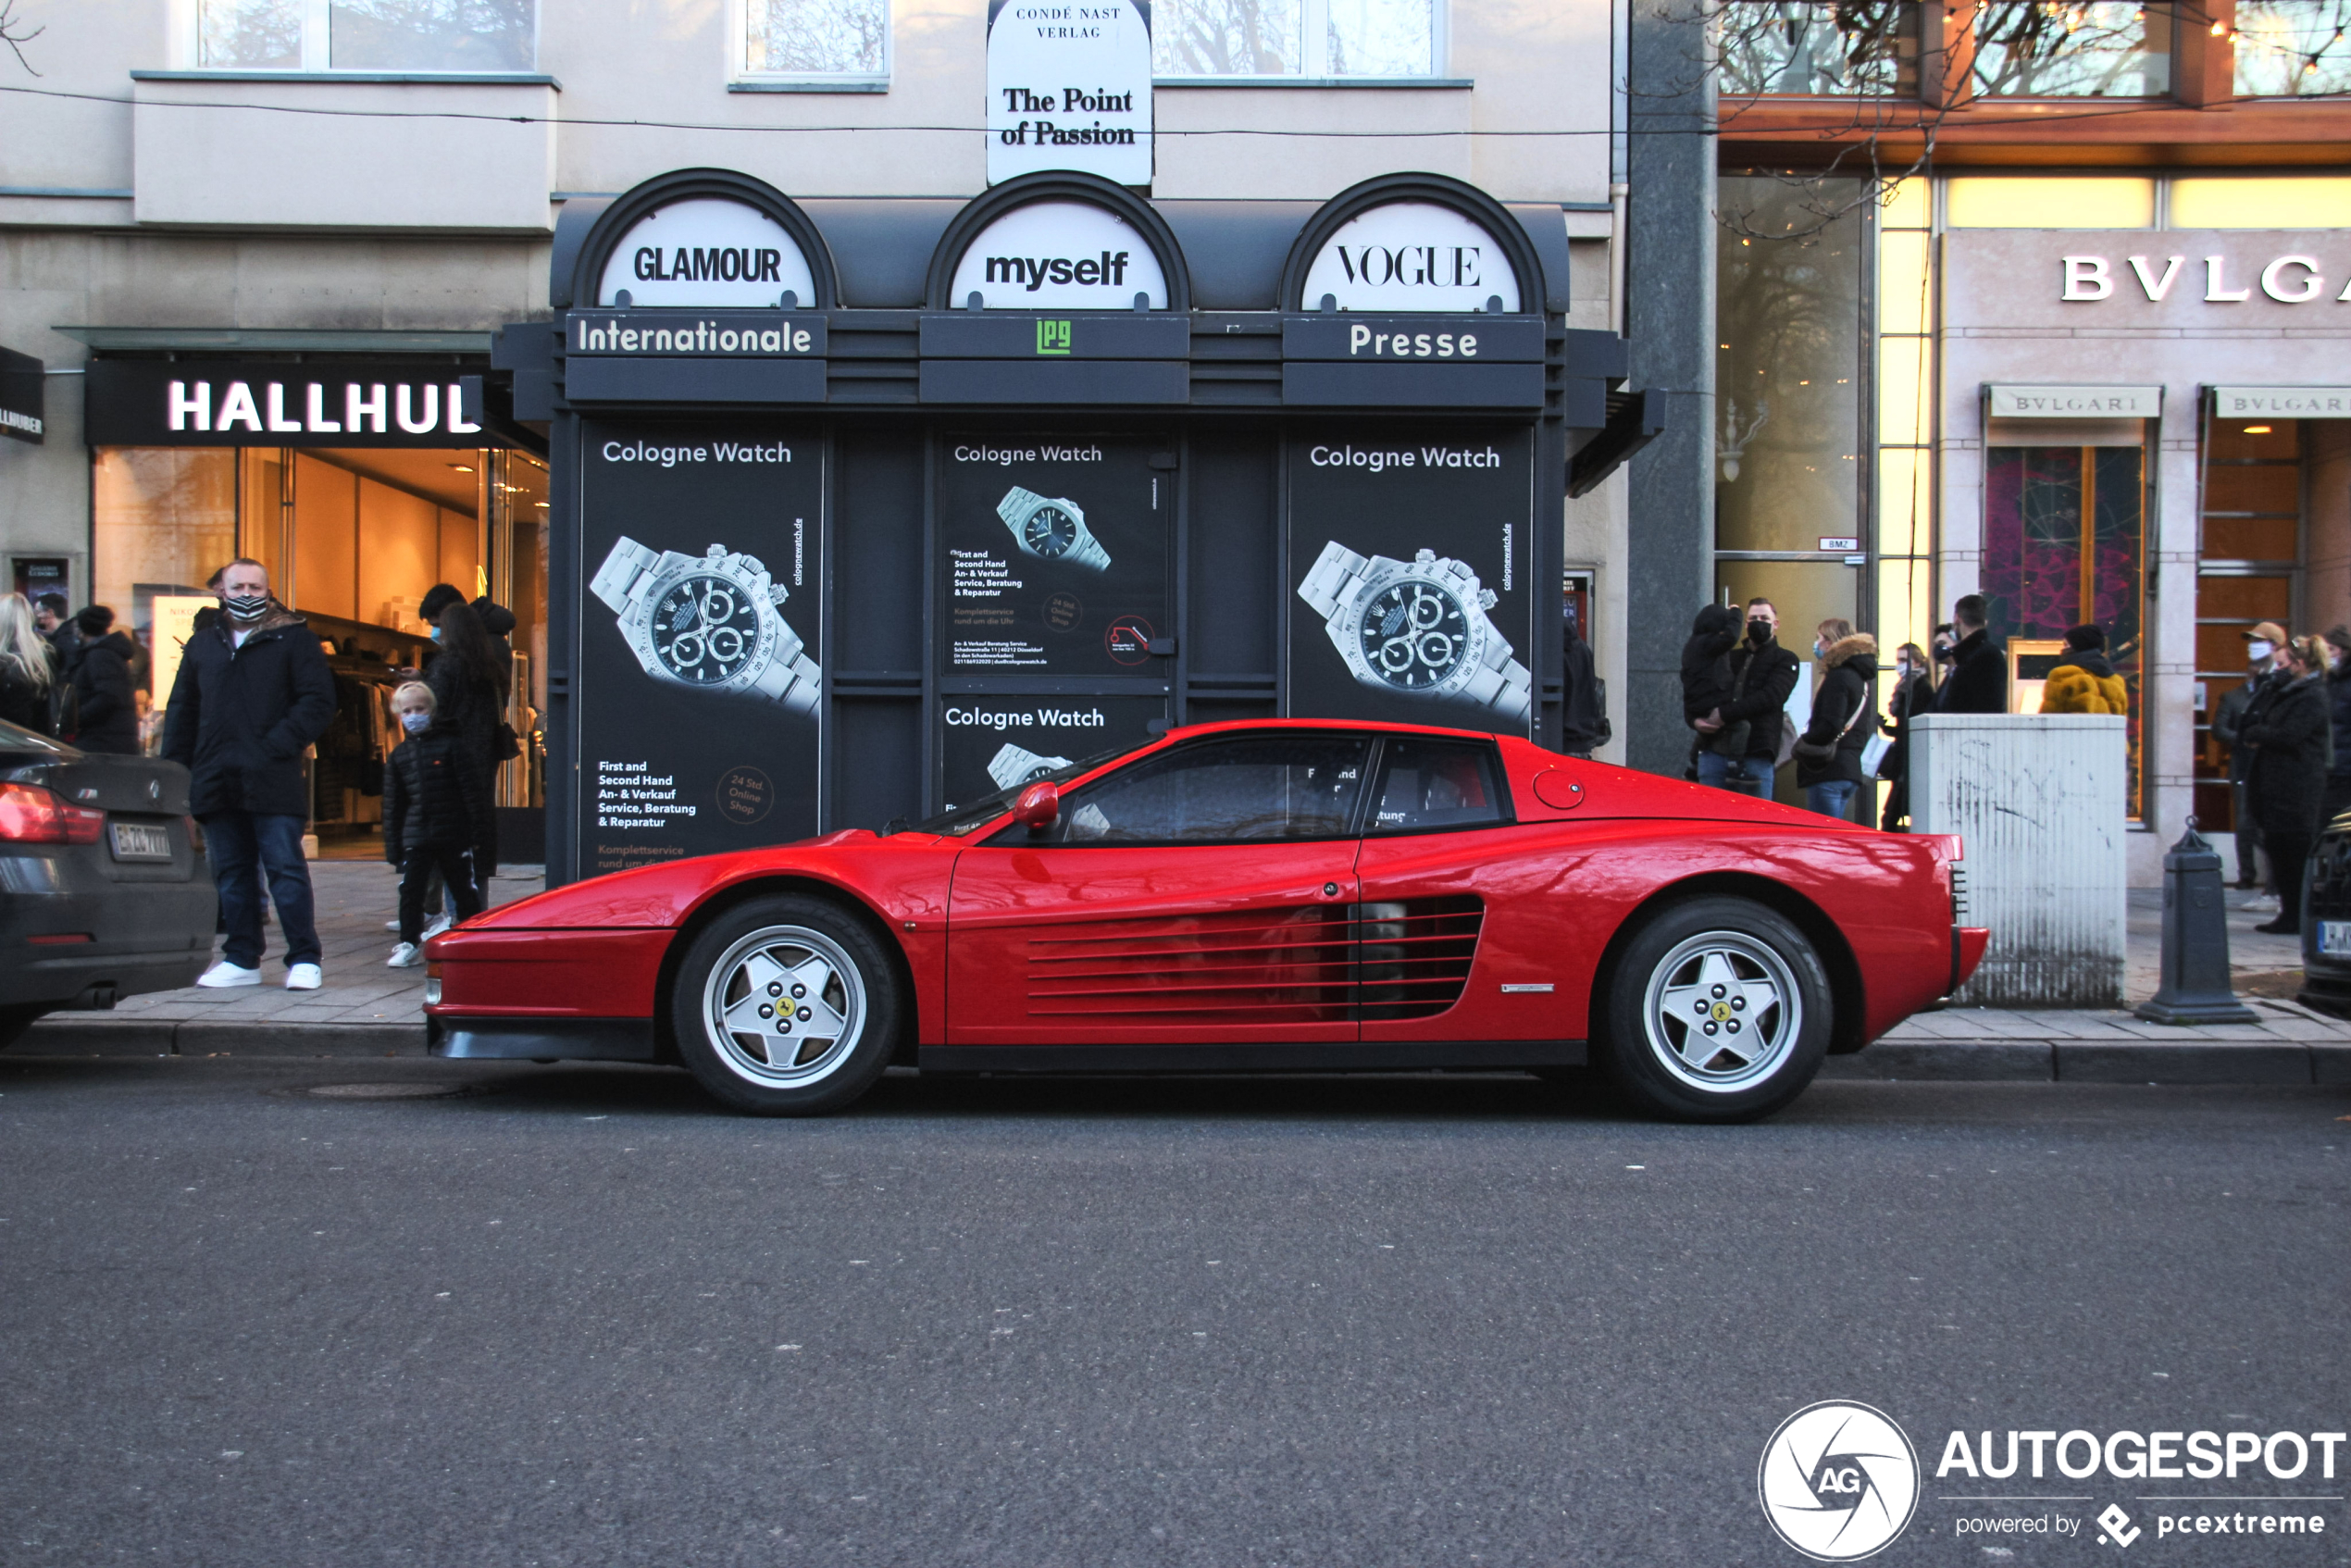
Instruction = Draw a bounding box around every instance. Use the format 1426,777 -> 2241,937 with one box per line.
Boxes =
1012,780 -> 1060,832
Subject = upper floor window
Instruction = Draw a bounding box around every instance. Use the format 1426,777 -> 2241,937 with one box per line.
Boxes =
2233,0 -> 2351,95
1971,0 -> 2171,96
197,0 -> 535,72
739,0 -> 890,81
1714,1 -> 1919,94
1152,0 -> 1442,79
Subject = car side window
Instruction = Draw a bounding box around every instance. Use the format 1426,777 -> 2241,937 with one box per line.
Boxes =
1365,739 -> 1508,834
1021,734 -> 1372,845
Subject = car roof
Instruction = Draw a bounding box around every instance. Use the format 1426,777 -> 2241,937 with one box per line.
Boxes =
1151,716 -> 1518,745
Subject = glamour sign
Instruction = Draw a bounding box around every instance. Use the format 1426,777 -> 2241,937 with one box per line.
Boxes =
986,0 -> 1151,186
593,197 -> 819,309
1300,202 -> 1522,314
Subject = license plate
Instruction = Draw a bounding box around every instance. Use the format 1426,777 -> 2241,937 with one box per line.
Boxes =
2320,922 -> 2351,957
108,821 -> 171,862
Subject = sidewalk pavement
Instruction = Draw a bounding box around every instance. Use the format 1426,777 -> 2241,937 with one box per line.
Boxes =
17,865 -> 2351,1085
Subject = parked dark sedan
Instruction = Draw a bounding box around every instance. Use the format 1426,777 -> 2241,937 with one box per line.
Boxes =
0,719 -> 216,1046
2299,820 -> 2351,1015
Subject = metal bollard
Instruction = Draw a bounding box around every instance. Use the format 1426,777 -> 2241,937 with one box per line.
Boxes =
2134,817 -> 2259,1025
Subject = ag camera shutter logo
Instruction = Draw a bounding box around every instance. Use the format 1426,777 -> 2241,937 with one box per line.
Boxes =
1759,1400 -> 1921,1561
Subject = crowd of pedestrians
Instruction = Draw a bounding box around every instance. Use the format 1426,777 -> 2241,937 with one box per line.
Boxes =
2212,618 -> 2341,936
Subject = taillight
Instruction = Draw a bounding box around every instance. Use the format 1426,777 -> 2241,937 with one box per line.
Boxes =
0,782 -> 105,845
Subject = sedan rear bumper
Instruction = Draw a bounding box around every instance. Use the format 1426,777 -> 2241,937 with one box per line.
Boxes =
0,855 -> 214,1010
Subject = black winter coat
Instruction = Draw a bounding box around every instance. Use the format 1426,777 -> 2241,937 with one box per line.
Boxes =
2327,666 -> 2351,780
2245,674 -> 2332,837
1680,604 -> 1741,723
68,630 -> 140,754
2211,672 -> 2273,783
424,648 -> 505,799
1935,628 -> 2008,714
160,609 -> 337,818
383,725 -> 491,859
1796,636 -> 1880,788
1879,666 -> 1929,782
0,646 -> 58,736
1560,618 -> 1605,752
1720,636 -> 1801,761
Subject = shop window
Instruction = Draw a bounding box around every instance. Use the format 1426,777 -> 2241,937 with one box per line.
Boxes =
196,0 -> 535,71
2233,0 -> 2351,95
1981,443 -> 2148,817
1971,1 -> 2171,95
1154,0 -> 1441,78
739,0 -> 890,81
1715,2 -> 1919,95
2169,176 -> 2351,228
1943,176 -> 2157,230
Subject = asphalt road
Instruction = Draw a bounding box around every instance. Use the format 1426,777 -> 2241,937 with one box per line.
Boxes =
1,1059 -> 2345,1568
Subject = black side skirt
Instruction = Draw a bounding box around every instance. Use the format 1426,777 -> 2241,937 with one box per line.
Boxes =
918,1039 -> 1586,1075
428,1016 -> 659,1063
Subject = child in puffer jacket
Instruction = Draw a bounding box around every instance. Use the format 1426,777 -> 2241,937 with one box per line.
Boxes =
382,681 -> 487,967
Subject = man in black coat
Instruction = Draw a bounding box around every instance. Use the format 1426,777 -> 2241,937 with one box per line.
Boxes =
67,605 -> 141,755
1695,598 -> 1798,794
2243,635 -> 2334,935
1559,610 -> 1608,759
1934,594 -> 2008,714
161,559 -> 338,989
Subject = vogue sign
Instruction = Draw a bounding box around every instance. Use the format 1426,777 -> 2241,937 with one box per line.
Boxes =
1301,202 -> 1522,315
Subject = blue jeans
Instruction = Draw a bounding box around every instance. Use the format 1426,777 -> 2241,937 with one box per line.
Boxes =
1806,779 -> 1859,820
1697,750 -> 1772,795
204,811 -> 320,968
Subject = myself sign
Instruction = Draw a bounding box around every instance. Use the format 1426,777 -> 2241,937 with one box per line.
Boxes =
987,0 -> 1152,187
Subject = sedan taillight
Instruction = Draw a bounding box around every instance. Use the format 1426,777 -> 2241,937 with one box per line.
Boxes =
0,782 -> 105,845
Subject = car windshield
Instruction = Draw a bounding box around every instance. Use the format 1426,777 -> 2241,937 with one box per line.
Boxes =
895,740 -> 1153,838
0,717 -> 69,756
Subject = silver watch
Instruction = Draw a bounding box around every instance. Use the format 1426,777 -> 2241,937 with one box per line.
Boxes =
998,486 -> 1111,572
1296,541 -> 1532,724
988,741 -> 1073,791
591,537 -> 821,716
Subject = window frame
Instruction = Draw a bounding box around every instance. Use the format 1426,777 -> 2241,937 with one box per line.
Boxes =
1361,736 -> 1514,838
1151,0 -> 1450,83
730,0 -> 893,93
180,0 -> 541,76
982,729 -> 1384,849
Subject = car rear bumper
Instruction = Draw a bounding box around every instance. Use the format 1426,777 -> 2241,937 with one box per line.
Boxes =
0,854 -> 215,1010
2296,958 -> 2351,1017
425,1013 -> 660,1062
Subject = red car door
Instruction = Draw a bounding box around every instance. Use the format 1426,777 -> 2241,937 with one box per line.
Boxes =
1352,735 -> 1567,1043
945,732 -> 1372,1047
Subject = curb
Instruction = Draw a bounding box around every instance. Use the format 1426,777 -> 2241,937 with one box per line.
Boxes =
1820,1039 -> 2351,1085
19,1017 -> 424,1058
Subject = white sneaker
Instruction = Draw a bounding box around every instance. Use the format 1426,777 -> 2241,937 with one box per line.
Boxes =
422,915 -> 453,940
2245,895 -> 2282,915
387,943 -> 422,968
195,960 -> 262,989
382,917 -> 402,932
284,963 -> 323,990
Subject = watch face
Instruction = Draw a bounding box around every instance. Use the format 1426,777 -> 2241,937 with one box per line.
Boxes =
651,571 -> 762,685
1023,505 -> 1079,559
1355,579 -> 1472,691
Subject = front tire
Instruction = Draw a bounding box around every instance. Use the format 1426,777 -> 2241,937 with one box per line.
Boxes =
1598,896 -> 1830,1123
669,894 -> 903,1115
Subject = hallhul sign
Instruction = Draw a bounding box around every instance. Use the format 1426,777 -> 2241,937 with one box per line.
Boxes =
986,0 -> 1151,187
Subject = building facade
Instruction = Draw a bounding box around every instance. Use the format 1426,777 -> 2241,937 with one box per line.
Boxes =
1714,0 -> 2351,879
0,0 -> 1635,868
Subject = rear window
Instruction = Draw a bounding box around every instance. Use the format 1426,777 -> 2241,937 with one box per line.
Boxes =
0,718 -> 69,757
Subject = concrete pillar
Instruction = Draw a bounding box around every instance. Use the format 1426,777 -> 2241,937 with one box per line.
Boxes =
1623,0 -> 1717,775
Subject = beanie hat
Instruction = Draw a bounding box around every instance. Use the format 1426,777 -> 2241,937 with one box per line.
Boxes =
2063,623 -> 2104,651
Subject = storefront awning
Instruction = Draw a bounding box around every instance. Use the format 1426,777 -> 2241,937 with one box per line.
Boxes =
1568,389 -> 1663,497
1985,384 -> 2162,418
2210,385 -> 2351,418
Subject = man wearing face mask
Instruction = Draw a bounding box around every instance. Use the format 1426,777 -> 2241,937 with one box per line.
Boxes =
161,558 -> 338,989
2213,619 -> 2286,894
1933,594 -> 2008,714
1693,598 -> 1798,795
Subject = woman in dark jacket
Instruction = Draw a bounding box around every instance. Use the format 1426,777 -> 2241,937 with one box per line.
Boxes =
1795,621 -> 1878,819
0,592 -> 59,735
68,605 -> 142,754
1877,641 -> 1932,830
419,585 -> 508,903
2243,635 -> 2334,936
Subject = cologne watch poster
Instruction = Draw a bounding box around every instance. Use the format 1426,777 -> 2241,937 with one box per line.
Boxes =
578,420 -> 826,877
1286,425 -> 1536,735
938,694 -> 1168,812
939,435 -> 1173,678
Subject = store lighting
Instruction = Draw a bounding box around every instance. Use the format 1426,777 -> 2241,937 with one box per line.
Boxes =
2244,425 -> 2273,434
449,463 -> 476,472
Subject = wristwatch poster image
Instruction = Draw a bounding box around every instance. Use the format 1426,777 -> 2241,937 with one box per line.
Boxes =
578,422 -> 826,875
1286,427 -> 1536,734
938,696 -> 1168,811
939,435 -> 1171,676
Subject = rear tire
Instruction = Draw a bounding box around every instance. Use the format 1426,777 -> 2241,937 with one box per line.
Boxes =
668,894 -> 903,1115
1598,896 -> 1830,1123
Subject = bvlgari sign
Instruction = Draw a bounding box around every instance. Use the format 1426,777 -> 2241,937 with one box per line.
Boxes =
986,0 -> 1151,187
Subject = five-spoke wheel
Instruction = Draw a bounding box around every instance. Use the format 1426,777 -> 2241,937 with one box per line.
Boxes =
1601,896 -> 1831,1122
670,894 -> 902,1114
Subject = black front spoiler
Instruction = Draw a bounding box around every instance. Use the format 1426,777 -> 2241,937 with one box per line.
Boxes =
427,1015 -> 659,1062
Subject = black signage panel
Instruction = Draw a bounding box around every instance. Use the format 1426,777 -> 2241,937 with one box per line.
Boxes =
1281,315 -> 1545,363
85,359 -> 490,448
1282,361 -> 1545,410
939,434 -> 1174,677
566,358 -> 827,404
938,694 -> 1166,810
1287,425 -> 1536,736
578,422 -> 825,876
566,310 -> 827,357
920,361 -> 1187,404
919,313 -> 1189,360
0,345 -> 42,444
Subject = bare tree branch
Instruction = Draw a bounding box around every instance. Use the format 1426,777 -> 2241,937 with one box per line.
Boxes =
1,0 -> 44,77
